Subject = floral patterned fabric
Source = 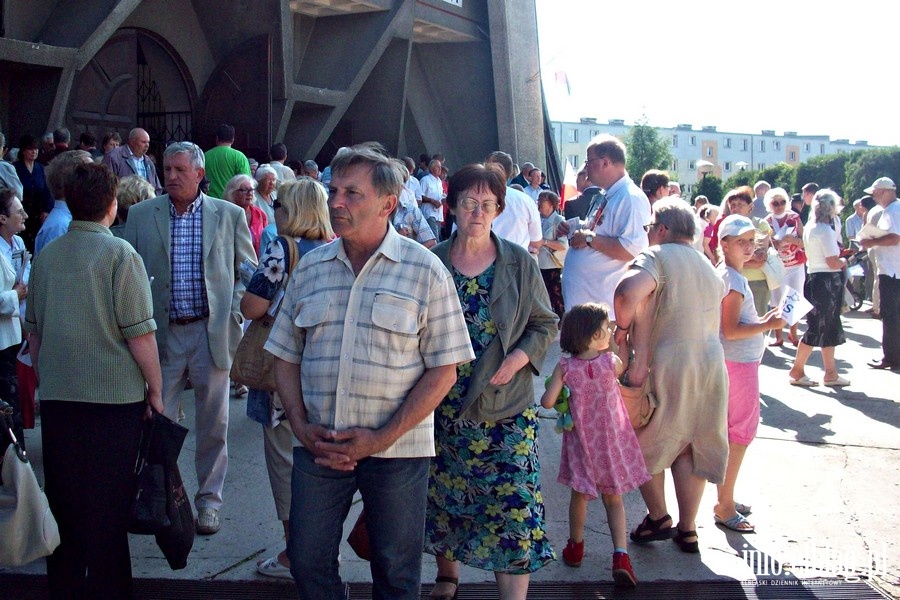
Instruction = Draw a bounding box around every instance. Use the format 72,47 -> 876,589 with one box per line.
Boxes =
424,264 -> 555,574
246,236 -> 324,426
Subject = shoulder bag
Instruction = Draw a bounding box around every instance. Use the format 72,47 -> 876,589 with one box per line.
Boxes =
231,237 -> 301,392
0,400 -> 60,567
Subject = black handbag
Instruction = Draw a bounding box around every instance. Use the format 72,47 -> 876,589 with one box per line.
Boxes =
128,411 -> 194,570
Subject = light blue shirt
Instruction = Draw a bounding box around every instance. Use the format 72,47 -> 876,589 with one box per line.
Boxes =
35,200 -> 72,256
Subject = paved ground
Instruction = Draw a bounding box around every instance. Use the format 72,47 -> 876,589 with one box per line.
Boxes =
2,305 -> 897,598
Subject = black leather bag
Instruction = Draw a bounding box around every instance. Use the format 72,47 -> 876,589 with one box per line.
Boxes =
128,412 -> 194,570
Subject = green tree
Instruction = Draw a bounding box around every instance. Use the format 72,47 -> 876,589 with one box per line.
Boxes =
624,116 -> 673,181
844,148 -> 900,199
692,174 -> 724,205
795,153 -> 850,196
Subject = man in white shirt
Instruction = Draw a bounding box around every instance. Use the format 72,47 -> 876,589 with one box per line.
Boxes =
268,143 -> 296,182
845,199 -> 866,241
483,151 -> 542,253
558,135 -> 651,322
860,177 -> 900,371
418,159 -> 444,240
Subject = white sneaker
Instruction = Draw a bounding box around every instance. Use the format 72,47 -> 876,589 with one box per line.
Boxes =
196,508 -> 221,535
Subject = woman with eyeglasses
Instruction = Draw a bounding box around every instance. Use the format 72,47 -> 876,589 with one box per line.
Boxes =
425,164 -> 558,600
225,174 -> 268,257
765,187 -> 806,346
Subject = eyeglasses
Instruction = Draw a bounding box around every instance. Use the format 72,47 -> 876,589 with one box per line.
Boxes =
237,187 -> 254,194
273,200 -> 282,210
771,200 -> 786,206
643,222 -> 662,232
583,156 -> 603,167
459,197 -> 500,214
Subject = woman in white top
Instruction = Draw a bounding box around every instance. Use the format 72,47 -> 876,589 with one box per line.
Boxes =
0,188 -> 29,445
788,189 -> 849,387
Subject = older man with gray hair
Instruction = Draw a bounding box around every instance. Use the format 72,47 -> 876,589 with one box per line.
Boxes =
103,127 -> 163,194
266,143 -> 472,599
123,142 -> 256,534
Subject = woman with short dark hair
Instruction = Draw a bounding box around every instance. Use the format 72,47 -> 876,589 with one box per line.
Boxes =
24,162 -> 162,597
425,164 -> 558,600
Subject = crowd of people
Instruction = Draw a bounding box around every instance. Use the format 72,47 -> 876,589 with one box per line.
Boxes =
0,122 -> 896,600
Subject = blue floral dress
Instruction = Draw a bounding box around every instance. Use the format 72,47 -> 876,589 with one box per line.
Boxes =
245,236 -> 324,425
424,264 -> 555,574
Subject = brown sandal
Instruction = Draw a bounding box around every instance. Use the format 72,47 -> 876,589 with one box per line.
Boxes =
630,513 -> 673,543
429,575 -> 459,600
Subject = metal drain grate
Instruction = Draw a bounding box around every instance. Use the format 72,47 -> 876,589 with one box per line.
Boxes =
0,574 -> 889,599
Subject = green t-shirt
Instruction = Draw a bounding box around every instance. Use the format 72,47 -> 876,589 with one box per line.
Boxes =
204,145 -> 251,199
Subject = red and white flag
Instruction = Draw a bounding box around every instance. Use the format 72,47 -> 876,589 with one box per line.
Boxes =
560,159 -> 578,208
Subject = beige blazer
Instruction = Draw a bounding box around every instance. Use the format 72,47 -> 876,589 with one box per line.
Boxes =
120,193 -> 256,370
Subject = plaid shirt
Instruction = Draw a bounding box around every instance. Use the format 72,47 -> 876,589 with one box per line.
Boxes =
169,195 -> 209,320
265,225 -> 474,458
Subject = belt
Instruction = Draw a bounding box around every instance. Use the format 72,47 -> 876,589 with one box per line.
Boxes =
170,315 -> 206,326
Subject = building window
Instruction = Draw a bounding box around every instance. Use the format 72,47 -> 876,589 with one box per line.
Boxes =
689,135 -> 696,146
567,155 -> 579,167
774,141 -> 781,150
742,139 -> 749,151
757,162 -> 765,170
672,159 -> 678,170
789,151 -> 796,161
724,161 -> 732,171
804,143 -> 811,152
590,129 -> 600,138
672,135 -> 678,148
724,137 -> 731,148
759,140 -> 766,152
820,144 -> 825,153
689,160 -> 696,169
567,129 -> 578,143
685,184 -> 693,194
706,147 -> 713,157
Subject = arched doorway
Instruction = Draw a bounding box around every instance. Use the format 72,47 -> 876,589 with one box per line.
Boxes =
67,28 -> 195,161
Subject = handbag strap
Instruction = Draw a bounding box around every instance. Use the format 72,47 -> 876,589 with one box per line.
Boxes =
265,236 -> 301,317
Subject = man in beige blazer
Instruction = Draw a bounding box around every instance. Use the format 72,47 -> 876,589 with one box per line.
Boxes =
122,141 -> 255,535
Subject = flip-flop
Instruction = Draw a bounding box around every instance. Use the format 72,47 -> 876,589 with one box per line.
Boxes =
715,512 -> 755,533
768,340 -> 784,347
823,377 -> 850,387
789,376 -> 818,387
735,502 -> 752,516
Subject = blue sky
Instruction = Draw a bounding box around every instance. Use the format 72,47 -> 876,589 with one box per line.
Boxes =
536,0 -> 899,146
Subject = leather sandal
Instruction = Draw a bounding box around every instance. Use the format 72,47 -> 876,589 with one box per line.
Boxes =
630,513 -> 674,543
429,575 -> 459,600
673,527 -> 700,553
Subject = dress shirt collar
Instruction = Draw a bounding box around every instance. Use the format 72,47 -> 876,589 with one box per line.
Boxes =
318,222 -> 403,265
169,193 -> 203,217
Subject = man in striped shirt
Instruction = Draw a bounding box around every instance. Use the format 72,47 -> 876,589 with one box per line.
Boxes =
266,143 -> 473,599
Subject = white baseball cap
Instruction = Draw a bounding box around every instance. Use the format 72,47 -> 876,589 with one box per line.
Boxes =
864,177 -> 896,194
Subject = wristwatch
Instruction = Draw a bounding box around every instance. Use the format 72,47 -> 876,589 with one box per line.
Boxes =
584,233 -> 595,247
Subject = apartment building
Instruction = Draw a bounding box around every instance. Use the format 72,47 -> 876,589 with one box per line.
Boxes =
551,118 -> 879,194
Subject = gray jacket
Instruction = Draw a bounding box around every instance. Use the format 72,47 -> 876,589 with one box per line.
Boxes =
433,232 -> 558,422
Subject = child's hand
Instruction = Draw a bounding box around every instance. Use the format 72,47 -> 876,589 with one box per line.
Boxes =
540,365 -> 564,409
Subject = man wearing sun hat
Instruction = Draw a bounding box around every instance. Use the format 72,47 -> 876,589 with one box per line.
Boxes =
860,177 -> 900,371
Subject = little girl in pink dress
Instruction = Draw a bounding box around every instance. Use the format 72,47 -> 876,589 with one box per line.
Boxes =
542,302 -> 650,588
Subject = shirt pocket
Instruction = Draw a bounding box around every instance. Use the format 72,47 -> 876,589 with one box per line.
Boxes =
294,300 -> 330,359
368,292 -> 420,367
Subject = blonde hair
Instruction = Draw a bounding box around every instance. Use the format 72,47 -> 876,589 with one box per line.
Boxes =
276,178 -> 333,240
116,174 -> 156,222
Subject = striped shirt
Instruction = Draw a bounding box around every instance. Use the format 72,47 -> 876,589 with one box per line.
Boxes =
23,221 -> 157,404
265,225 -> 474,458
169,196 -> 209,320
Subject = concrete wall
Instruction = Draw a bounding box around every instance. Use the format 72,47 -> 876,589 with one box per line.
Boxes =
0,0 -> 544,172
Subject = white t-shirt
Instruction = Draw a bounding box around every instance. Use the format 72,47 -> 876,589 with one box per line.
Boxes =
491,186 -> 542,250
804,222 -> 841,273
419,174 -> 444,222
871,200 -> 900,277
719,264 -> 764,363
561,175 -> 651,319
269,161 -> 296,183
